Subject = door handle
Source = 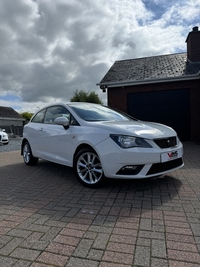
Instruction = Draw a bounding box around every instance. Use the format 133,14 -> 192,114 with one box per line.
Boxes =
39,128 -> 43,131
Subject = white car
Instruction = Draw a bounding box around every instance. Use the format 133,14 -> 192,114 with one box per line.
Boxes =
0,128 -> 9,145
21,102 -> 184,187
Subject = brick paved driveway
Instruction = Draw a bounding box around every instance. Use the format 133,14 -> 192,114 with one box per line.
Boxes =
0,142 -> 199,267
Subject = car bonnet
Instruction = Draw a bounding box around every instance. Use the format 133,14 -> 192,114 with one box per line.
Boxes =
93,120 -> 176,139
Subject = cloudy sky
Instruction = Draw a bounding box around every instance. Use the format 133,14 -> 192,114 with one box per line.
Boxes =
0,0 -> 200,113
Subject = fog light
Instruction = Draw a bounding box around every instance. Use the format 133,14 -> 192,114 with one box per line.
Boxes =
116,165 -> 144,175
122,165 -> 137,170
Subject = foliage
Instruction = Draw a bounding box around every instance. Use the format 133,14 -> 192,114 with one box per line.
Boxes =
70,90 -> 103,104
20,112 -> 33,121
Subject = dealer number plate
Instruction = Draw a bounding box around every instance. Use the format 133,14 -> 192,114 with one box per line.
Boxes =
161,148 -> 182,162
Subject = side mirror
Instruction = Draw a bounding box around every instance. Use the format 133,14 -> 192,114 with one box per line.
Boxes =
54,117 -> 69,129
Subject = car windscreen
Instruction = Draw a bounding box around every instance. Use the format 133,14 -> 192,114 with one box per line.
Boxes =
69,104 -> 134,122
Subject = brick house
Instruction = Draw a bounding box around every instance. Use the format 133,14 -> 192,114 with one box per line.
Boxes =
97,27 -> 200,142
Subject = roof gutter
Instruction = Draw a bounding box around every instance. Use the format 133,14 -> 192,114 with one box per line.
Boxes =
97,71 -> 200,89
0,117 -> 26,121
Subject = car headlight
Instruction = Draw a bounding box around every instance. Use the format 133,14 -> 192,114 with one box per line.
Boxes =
110,134 -> 152,148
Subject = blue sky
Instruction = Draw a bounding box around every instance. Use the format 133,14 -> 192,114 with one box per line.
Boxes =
143,0 -> 169,20
0,0 -> 200,113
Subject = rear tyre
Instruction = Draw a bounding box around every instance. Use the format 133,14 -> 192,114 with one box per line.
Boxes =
23,141 -> 38,165
74,148 -> 104,187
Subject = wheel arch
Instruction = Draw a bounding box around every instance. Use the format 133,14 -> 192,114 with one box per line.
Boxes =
73,144 -> 96,165
73,143 -> 105,187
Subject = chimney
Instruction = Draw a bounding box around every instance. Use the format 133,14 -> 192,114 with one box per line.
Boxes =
186,26 -> 200,62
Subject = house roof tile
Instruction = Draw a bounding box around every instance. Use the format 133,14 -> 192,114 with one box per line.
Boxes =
0,106 -> 25,120
98,52 -> 200,87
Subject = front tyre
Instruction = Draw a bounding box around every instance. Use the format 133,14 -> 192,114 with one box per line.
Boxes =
23,141 -> 38,165
74,148 -> 104,187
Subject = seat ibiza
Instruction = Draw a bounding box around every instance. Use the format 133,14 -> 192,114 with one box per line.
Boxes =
21,102 -> 184,187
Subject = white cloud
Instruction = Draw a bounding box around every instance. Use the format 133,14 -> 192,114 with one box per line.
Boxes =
0,0 -> 199,112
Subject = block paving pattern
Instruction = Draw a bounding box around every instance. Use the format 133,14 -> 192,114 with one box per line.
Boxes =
0,142 -> 199,267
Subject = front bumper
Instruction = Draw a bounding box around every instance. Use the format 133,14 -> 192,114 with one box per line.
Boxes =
95,139 -> 184,179
0,136 -> 9,144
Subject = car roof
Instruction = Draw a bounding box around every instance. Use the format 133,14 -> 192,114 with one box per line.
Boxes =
36,102 -> 101,110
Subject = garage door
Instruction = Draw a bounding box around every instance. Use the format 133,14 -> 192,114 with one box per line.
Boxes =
127,89 -> 190,141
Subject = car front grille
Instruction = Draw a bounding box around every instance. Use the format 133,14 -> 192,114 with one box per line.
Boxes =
154,136 -> 177,148
147,158 -> 183,175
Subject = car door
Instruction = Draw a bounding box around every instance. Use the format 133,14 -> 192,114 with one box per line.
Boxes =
39,105 -> 74,166
27,108 -> 46,156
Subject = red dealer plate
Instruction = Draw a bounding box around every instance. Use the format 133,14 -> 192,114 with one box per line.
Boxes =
161,148 -> 182,163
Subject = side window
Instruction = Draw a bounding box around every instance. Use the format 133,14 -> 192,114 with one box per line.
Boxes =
44,106 -> 71,124
31,109 -> 46,123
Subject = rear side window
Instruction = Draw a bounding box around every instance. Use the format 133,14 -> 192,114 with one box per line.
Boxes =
31,106 -> 79,125
31,109 -> 46,123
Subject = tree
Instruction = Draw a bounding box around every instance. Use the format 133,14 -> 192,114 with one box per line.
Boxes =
20,112 -> 33,121
70,90 -> 103,104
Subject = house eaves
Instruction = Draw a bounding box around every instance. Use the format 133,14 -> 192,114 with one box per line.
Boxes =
0,117 -> 26,121
97,71 -> 200,89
